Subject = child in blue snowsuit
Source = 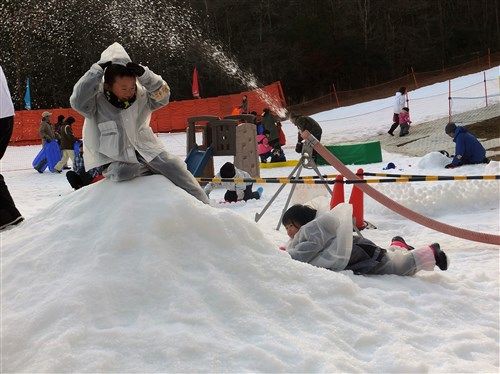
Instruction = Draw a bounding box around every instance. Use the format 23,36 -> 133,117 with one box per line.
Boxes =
444,122 -> 488,168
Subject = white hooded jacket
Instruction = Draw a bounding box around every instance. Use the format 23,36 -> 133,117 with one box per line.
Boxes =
0,65 -> 15,119
286,203 -> 354,271
393,91 -> 405,114
70,43 -> 171,171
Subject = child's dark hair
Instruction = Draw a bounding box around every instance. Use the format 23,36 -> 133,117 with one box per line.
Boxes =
220,162 -> 236,178
402,107 -> 409,112
65,116 -> 75,125
104,64 -> 136,85
282,204 -> 317,227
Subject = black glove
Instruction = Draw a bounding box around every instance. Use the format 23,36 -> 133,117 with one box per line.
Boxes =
444,163 -> 455,169
295,142 -> 303,153
126,62 -> 145,77
98,61 -> 112,70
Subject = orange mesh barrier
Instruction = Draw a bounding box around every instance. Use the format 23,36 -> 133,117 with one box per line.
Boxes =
10,81 -> 286,145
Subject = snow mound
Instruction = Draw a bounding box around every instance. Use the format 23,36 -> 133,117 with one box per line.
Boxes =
417,151 -> 450,168
366,178 -> 499,217
2,176 -> 498,372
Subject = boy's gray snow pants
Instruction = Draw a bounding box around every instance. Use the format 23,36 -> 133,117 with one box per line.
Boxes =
103,151 -> 210,204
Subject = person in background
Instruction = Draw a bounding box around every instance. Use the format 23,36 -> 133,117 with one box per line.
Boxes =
444,122 -> 489,168
0,65 -> 23,231
66,141 -> 104,190
70,42 -> 209,204
270,145 -> 286,163
290,112 -> 322,161
282,203 -> 448,275
398,107 -> 411,137
251,111 -> 265,135
276,120 -> 286,146
54,116 -> 76,172
257,130 -> 273,163
388,86 -> 406,136
239,95 -> 249,114
39,111 -> 56,145
54,115 -> 65,137
53,114 -> 71,169
204,162 -> 262,202
262,108 -> 279,147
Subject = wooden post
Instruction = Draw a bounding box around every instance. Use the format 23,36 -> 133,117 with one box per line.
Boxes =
410,67 -> 418,88
488,48 -> 491,68
483,71 -> 488,107
332,83 -> 340,108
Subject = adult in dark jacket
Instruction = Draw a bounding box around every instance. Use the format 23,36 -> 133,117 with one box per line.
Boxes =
0,65 -> 23,231
261,108 -> 279,146
290,112 -> 322,159
54,115 -> 65,136
444,122 -> 488,168
54,117 -> 76,172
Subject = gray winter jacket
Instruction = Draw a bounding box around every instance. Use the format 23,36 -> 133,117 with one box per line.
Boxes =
70,63 -> 170,171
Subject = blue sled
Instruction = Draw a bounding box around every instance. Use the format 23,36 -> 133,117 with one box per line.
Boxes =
32,141 -> 62,173
185,145 -> 214,177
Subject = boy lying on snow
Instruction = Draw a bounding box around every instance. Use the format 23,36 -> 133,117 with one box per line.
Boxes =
70,42 -> 209,204
282,203 -> 448,275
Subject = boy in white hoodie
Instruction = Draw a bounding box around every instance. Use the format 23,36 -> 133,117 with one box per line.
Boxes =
70,43 -> 209,204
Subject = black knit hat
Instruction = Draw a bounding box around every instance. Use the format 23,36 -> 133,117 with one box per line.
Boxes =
220,162 -> 235,178
282,204 -> 317,227
445,122 -> 457,135
65,116 -> 75,125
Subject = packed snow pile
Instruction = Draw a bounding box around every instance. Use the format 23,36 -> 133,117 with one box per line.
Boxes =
2,176 -> 498,372
417,151 -> 451,169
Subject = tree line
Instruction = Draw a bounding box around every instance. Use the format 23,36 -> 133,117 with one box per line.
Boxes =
0,0 -> 498,110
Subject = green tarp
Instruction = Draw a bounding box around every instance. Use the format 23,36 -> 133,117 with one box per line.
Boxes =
316,141 -> 382,165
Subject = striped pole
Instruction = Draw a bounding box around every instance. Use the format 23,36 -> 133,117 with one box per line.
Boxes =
197,175 -> 499,185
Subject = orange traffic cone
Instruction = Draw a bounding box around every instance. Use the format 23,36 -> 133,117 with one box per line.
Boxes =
330,175 -> 345,209
349,168 -> 365,229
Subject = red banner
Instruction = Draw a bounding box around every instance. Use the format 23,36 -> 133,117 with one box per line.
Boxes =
192,67 -> 200,99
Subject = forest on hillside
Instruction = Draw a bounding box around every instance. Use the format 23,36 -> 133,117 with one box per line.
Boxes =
0,0 -> 498,109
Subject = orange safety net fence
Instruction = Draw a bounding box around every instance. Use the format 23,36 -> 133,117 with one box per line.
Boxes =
10,81 -> 286,146
289,51 -> 499,116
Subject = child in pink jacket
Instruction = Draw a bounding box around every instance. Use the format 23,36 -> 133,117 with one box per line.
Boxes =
399,107 -> 411,137
256,131 -> 273,163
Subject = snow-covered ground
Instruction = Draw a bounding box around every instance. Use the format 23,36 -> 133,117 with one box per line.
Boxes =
1,68 -> 499,372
